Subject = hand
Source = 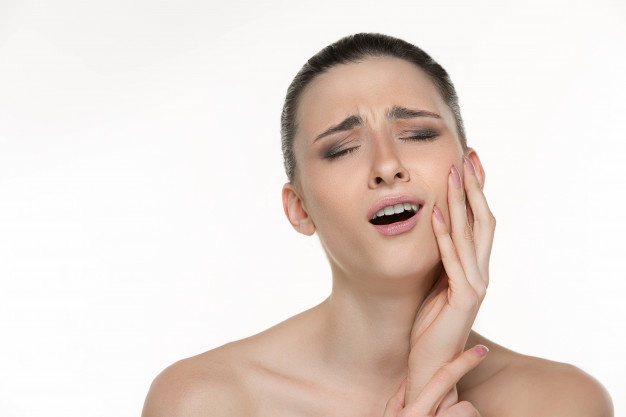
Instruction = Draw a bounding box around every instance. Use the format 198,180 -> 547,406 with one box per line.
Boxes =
383,345 -> 489,417
405,156 -> 496,403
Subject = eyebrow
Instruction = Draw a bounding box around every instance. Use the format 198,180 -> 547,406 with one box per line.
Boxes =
314,115 -> 364,142
386,106 -> 441,120
313,107 -> 441,142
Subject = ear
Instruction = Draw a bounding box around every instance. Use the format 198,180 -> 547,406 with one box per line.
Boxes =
466,148 -> 486,189
282,183 -> 316,236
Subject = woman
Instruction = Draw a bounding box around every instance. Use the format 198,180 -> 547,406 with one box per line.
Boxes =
142,33 -> 612,416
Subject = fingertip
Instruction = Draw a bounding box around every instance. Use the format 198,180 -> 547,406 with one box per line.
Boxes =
463,155 -> 484,189
463,155 -> 476,176
450,165 -> 462,189
433,205 -> 445,223
472,344 -> 489,357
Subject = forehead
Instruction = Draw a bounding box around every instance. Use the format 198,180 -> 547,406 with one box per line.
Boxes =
295,56 -> 453,139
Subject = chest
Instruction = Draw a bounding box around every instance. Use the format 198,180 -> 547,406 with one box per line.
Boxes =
244,374 -> 390,417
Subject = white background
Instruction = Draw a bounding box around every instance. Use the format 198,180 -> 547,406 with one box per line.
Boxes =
1,0 -> 625,415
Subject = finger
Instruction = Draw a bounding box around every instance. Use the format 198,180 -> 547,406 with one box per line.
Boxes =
432,204 -> 466,288
407,345 -> 488,415
462,156 -> 496,279
382,378 -> 406,417
437,386 -> 458,413
437,400 -> 481,417
415,210 -> 480,370
432,206 -> 479,313
447,165 -> 483,292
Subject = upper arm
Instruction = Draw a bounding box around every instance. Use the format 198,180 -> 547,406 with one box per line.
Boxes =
141,359 -> 246,417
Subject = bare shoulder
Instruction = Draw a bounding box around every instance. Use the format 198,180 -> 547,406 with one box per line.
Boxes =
501,354 -> 613,417
461,333 -> 613,417
141,307 -> 320,417
141,343 -> 251,417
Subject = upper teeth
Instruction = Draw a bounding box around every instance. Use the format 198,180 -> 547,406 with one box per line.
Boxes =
372,203 -> 419,219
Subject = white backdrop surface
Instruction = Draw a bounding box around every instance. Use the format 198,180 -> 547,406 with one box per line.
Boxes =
1,0 -> 625,416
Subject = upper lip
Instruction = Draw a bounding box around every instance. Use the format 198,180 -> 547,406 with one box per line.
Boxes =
367,194 -> 424,220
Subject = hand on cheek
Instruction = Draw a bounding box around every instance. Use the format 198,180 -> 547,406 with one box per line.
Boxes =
401,155 -> 495,412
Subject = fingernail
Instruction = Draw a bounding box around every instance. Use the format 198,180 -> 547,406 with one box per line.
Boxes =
451,165 -> 462,189
433,206 -> 444,223
463,156 -> 476,175
473,344 -> 489,357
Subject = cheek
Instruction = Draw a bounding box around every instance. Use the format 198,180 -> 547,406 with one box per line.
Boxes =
419,156 -> 462,209
298,158 -> 363,228
300,173 -> 350,229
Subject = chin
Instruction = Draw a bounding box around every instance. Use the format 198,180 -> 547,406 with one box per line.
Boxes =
321,225 -> 441,287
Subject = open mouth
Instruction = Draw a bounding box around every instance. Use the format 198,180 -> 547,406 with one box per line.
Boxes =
369,203 -> 419,226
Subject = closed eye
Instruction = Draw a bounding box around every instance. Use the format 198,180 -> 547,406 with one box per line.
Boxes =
400,130 -> 439,141
324,145 -> 361,160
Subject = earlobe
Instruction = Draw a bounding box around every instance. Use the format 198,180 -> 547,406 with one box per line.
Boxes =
466,148 -> 486,189
282,183 -> 316,236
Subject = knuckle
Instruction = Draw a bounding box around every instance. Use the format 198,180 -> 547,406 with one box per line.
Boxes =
451,223 -> 474,242
440,251 -> 453,265
463,223 -> 474,241
432,366 -> 455,386
487,212 -> 496,229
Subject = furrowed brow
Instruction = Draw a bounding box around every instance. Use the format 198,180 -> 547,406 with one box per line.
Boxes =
386,106 -> 441,120
314,115 -> 364,142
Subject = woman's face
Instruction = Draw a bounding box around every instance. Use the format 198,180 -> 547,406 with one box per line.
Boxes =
286,56 -> 469,284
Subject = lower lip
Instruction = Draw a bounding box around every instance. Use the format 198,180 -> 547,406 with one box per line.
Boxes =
370,209 -> 420,236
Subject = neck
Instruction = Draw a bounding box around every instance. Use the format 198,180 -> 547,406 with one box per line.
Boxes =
318,263 -> 439,384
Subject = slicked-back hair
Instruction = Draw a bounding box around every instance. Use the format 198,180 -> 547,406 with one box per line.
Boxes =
280,33 -> 467,182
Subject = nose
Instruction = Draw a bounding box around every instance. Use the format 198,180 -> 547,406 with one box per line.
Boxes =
368,137 -> 409,188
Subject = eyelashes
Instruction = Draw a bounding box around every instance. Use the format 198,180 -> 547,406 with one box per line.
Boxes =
324,146 -> 360,160
323,130 -> 439,160
399,130 -> 439,142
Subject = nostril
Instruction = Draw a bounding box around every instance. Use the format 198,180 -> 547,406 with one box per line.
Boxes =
375,177 -> 383,184
395,169 -> 408,180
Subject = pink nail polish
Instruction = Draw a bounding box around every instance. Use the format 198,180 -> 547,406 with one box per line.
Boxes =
463,156 -> 476,175
451,165 -> 461,189
473,344 -> 489,357
433,206 -> 444,223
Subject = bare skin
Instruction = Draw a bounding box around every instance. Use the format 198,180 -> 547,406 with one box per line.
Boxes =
142,323 -> 610,417
142,57 -> 612,417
